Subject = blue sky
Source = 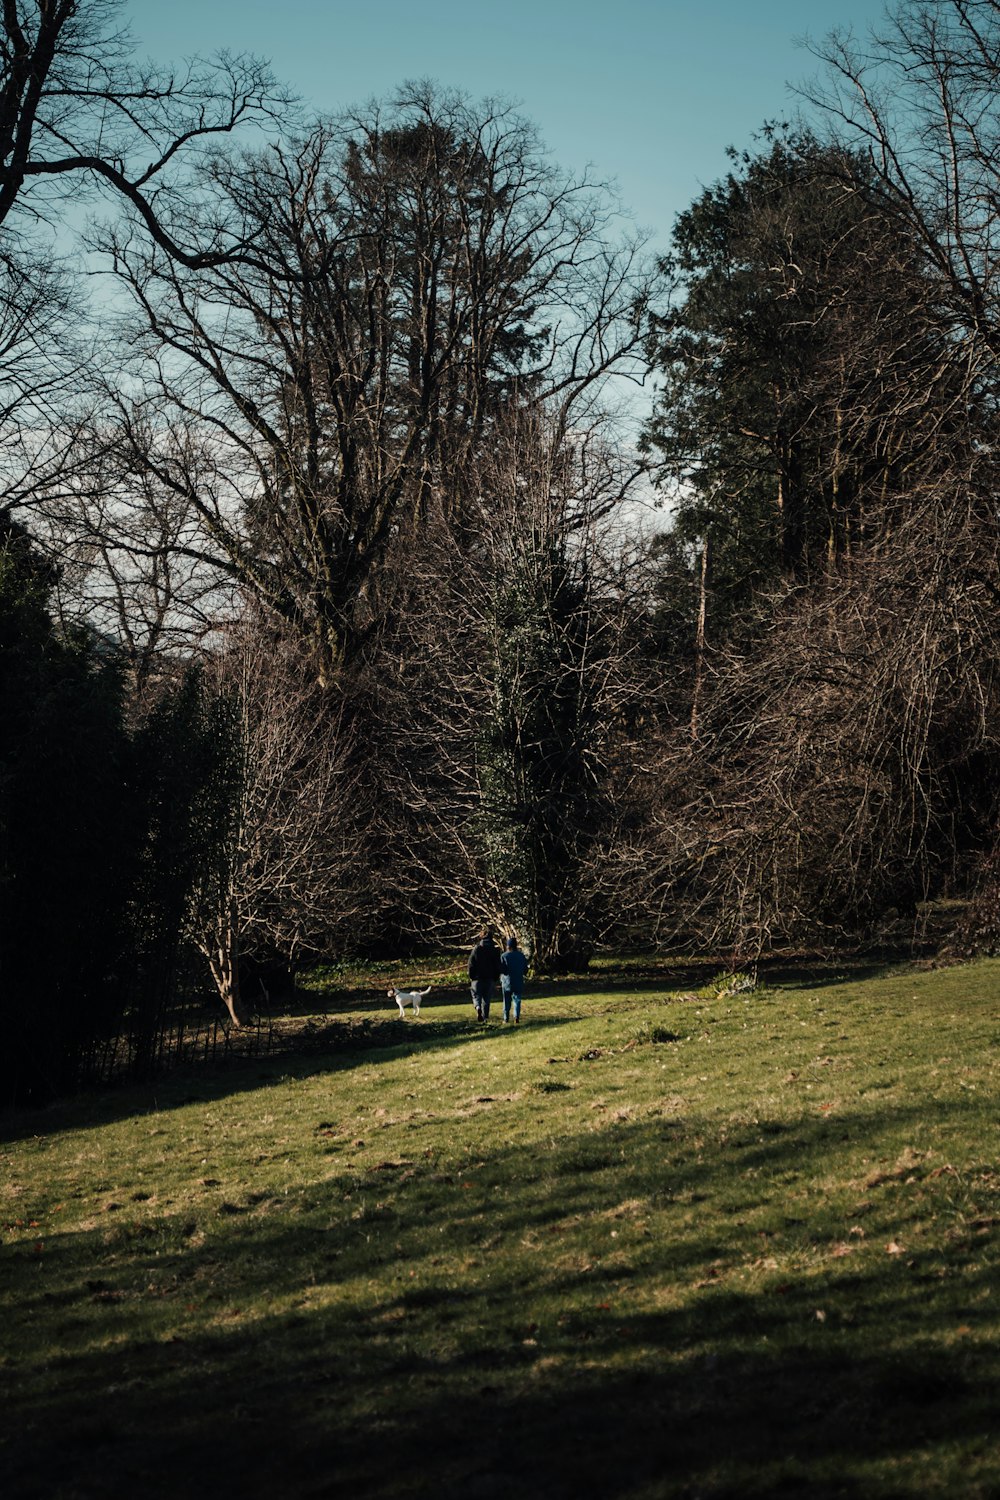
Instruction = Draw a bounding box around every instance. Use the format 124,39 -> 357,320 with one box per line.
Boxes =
125,0 -> 889,252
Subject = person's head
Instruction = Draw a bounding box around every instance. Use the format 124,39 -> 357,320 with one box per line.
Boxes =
480,926 -> 493,943
506,936 -> 518,949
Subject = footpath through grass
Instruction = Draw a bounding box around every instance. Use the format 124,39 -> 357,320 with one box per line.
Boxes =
2,959 -> 999,1498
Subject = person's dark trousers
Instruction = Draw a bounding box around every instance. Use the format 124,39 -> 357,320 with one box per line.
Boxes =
471,980 -> 493,1019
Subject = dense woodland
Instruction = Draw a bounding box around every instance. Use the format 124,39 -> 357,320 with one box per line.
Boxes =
4,0 -> 1000,1103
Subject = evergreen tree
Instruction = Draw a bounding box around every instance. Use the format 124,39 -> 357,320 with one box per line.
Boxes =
643,134 -> 968,642
0,514 -> 132,1102
479,528 -> 599,971
0,515 -> 251,1101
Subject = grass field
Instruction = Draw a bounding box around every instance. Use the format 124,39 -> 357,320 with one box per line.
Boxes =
2,957 -> 999,1498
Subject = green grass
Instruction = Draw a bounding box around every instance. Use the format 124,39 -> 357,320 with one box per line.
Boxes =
2,959 -> 999,1498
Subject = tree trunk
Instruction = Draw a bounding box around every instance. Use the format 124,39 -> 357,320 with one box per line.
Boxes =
691,532 -> 710,742
206,904 -> 248,1026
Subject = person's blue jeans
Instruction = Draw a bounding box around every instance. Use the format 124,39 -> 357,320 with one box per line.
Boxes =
471,979 -> 493,1018
502,984 -> 521,1022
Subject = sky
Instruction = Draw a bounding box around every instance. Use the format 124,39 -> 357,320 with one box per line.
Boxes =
124,0 -> 891,253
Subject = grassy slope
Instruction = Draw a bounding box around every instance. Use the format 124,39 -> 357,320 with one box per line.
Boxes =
1,959 -> 999,1499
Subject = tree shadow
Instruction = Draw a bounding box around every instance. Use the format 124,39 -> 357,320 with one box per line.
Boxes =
3,1098 -> 997,1498
765,962 -> 900,990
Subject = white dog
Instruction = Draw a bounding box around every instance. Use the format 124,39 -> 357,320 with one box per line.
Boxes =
388,985 -> 431,1019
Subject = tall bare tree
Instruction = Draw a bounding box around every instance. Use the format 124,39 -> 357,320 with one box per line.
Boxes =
806,0 -> 1000,369
0,0 -> 289,594
361,403 -> 652,969
100,84 -> 653,681
187,615 -> 370,1023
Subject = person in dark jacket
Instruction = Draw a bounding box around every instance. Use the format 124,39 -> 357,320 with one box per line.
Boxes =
468,928 -> 502,1020
500,935 -> 529,1024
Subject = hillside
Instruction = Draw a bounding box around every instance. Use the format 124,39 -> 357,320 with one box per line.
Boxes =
2,960 -> 999,1498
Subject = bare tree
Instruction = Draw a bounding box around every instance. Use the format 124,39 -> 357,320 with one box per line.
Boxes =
0,0 -> 290,620
187,614 -> 370,1024
632,483 -> 1000,956
806,0 -> 1000,369
100,84 -> 653,682
35,420 -> 236,687
361,403 -> 653,969
0,0 -> 284,262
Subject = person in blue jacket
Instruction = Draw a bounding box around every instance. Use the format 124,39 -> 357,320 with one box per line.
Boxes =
500,935 -> 529,1024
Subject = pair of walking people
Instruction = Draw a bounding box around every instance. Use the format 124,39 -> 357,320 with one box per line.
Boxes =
468,929 -> 528,1023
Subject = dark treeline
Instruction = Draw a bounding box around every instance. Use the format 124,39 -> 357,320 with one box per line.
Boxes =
4,0 -> 1000,1103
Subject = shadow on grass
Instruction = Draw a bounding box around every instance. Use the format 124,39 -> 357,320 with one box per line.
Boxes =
765,962 -> 901,992
6,1288 -> 994,1500
3,1100 -> 997,1498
